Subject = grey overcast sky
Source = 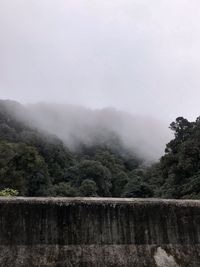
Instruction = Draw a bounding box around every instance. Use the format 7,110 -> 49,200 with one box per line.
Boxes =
0,0 -> 200,121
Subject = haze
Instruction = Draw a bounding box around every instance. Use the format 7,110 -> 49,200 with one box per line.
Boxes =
26,103 -> 170,161
0,99 -> 170,161
0,1 -> 199,160
0,0 -> 200,121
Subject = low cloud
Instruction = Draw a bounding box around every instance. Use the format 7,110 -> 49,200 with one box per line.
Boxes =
26,103 -> 172,162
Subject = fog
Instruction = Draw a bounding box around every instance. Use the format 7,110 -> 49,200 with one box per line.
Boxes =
0,1 -> 199,160
1,98 -> 172,161
11,101 -> 170,161
0,1 -> 200,121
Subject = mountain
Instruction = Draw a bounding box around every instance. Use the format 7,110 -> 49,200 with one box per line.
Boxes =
0,99 -> 149,197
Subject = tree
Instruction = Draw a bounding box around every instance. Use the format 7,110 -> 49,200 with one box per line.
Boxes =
111,171 -> 129,197
122,175 -> 153,198
169,117 -> 193,140
0,142 -> 51,196
66,160 -> 112,196
181,172 -> 200,199
50,182 -> 77,197
79,179 -> 98,197
165,117 -> 193,154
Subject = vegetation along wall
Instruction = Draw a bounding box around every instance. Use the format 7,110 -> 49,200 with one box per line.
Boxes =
0,198 -> 200,267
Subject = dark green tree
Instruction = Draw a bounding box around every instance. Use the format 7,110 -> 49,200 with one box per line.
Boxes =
79,179 -> 98,197
122,175 -> 153,198
50,182 -> 77,197
0,142 -> 51,196
66,160 -> 112,196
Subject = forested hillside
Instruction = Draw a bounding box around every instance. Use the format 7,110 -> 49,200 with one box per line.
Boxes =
1,100 -> 200,199
0,100 -> 149,197
148,116 -> 200,199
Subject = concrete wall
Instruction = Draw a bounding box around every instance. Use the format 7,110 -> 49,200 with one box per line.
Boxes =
0,198 -> 199,266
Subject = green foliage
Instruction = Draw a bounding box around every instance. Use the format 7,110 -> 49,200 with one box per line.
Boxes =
181,173 -> 200,199
111,171 -> 129,197
0,188 -> 19,197
79,179 -> 98,197
66,160 -> 112,196
0,100 -> 142,197
149,116 -> 200,199
50,182 -> 77,197
122,175 -> 153,198
0,142 -> 51,196
3,100 -> 200,199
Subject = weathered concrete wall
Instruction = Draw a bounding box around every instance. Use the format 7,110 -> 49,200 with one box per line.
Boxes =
0,198 -> 200,266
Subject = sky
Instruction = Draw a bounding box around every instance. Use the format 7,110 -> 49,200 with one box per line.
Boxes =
0,0 -> 200,121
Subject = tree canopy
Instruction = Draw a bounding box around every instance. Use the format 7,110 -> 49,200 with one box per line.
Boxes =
1,100 -> 200,199
0,100 -> 143,197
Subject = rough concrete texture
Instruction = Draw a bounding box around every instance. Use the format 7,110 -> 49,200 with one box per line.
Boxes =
0,197 -> 199,266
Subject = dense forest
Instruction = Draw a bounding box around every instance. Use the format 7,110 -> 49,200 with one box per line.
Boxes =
0,99 -> 200,199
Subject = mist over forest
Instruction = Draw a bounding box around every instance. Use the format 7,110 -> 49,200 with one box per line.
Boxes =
2,100 -> 171,161
0,99 -> 200,199
1,1 -> 200,199
1,1 -> 200,266
27,103 -> 171,161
